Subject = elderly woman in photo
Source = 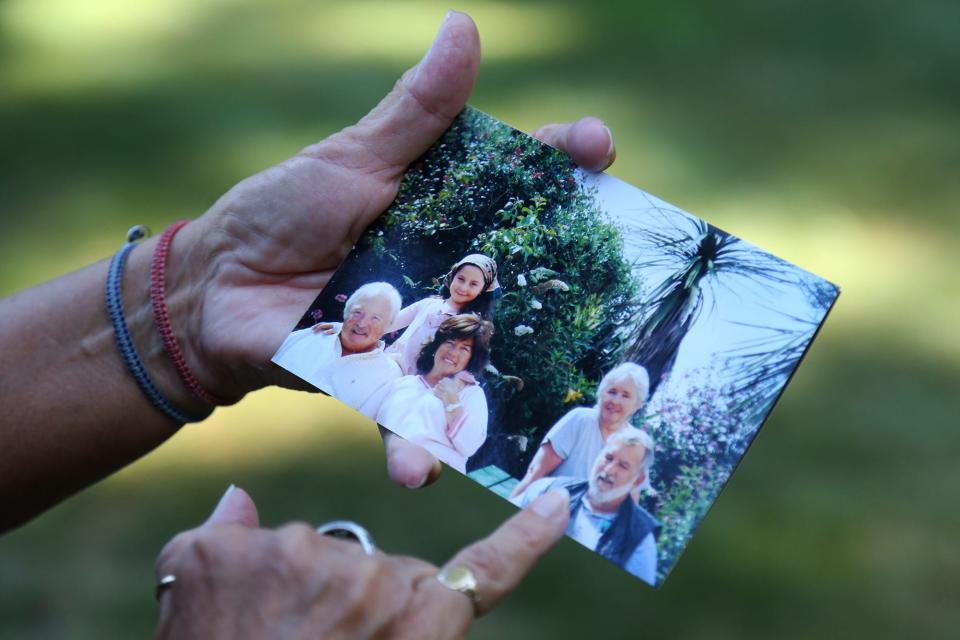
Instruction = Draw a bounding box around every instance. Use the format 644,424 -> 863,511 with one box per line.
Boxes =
375,314 -> 493,473
510,363 -> 651,498
272,282 -> 403,418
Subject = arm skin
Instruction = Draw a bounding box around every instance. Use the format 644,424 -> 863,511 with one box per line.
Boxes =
510,442 -> 564,499
0,12 -> 617,534
387,298 -> 430,333
0,237 -> 210,533
444,384 -> 488,461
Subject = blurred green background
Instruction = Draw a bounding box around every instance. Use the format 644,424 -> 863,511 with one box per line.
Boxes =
1,0 -> 957,637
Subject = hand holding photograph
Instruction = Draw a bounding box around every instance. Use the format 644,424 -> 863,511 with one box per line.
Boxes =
272,106 -> 839,587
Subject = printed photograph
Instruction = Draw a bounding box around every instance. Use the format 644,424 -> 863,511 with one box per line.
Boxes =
272,107 -> 839,586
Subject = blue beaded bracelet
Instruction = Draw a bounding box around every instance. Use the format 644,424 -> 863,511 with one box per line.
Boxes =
106,225 -> 210,424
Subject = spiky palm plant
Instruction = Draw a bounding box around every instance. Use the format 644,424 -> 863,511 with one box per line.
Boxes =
723,276 -> 837,425
619,210 -> 799,397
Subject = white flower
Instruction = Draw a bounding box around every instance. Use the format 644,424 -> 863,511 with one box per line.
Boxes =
517,273 -> 527,287
513,324 -> 534,337
530,299 -> 542,310
531,278 -> 570,294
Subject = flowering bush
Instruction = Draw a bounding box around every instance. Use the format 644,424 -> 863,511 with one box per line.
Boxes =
647,461 -> 730,583
639,375 -> 756,581
645,380 -> 749,476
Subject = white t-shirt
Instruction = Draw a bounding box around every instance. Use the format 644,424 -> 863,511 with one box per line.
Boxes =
272,326 -> 402,419
542,407 -> 606,480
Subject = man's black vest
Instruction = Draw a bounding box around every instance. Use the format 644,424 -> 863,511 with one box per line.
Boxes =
563,480 -> 660,569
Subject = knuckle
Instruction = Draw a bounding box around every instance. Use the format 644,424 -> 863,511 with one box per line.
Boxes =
458,540 -> 510,590
337,552 -> 380,588
508,517 -> 548,557
278,521 -> 316,543
276,522 -> 320,568
188,528 -> 229,573
391,554 -> 438,583
532,124 -> 562,147
155,530 -> 195,577
327,555 -> 384,617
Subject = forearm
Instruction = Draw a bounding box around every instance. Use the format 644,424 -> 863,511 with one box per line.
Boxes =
510,468 -> 541,498
446,415 -> 484,460
0,236 -> 209,532
388,300 -> 422,332
510,444 -> 561,497
443,404 -> 465,436
444,391 -> 486,459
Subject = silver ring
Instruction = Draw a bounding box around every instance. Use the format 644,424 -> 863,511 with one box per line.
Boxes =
436,564 -> 481,616
316,520 -> 377,556
155,574 -> 176,602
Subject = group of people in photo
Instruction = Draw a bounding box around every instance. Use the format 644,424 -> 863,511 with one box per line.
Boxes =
273,254 -> 498,472
272,252 -> 660,584
510,363 -> 660,585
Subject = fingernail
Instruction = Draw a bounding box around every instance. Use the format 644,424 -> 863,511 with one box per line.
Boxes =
429,10 -> 455,50
603,125 -> 616,161
210,483 -> 236,518
404,459 -> 441,489
405,474 -> 428,489
529,488 -> 570,525
417,11 -> 451,79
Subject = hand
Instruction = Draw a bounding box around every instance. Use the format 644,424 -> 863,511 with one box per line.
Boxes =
432,377 -> 464,406
167,11 -> 617,487
310,322 -> 337,335
155,485 -> 570,639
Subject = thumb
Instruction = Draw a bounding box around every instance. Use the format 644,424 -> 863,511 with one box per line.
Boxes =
204,484 -> 260,528
326,10 -> 480,174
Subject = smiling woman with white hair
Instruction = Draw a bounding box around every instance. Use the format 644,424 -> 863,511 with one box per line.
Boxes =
510,362 -> 651,498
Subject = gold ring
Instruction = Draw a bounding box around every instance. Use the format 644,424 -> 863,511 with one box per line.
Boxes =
436,564 -> 480,616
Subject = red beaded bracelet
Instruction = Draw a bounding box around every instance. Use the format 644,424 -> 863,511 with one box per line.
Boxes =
150,220 -> 227,406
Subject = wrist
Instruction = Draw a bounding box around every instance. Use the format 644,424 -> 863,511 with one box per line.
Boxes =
123,235 -> 218,417
158,219 -> 249,405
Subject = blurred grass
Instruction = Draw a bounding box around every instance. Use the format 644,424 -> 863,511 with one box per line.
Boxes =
1,0 -> 958,638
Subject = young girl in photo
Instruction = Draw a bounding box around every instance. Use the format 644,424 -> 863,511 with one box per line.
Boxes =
316,253 -> 500,375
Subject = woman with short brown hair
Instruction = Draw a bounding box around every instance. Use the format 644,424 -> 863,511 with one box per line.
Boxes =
376,314 -> 493,473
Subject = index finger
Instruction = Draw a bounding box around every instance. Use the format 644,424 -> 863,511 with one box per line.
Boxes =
439,488 -> 570,615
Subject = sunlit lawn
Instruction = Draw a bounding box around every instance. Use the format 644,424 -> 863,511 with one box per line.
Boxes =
2,0 -> 958,638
